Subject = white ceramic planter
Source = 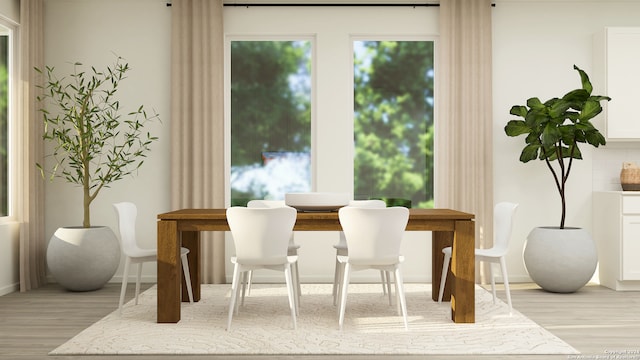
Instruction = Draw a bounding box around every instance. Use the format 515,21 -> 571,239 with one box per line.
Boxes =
523,227 -> 597,293
46,226 -> 121,291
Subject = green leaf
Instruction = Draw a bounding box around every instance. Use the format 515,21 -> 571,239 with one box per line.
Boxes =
573,64 -> 593,94
504,120 -> 530,136
580,99 -> 604,121
520,143 -> 540,163
548,98 -> 572,119
509,105 -> 528,118
541,122 -> 561,147
526,97 -> 545,110
585,130 -> 606,147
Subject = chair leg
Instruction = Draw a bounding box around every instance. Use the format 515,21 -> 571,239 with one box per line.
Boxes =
236,272 -> 244,315
385,271 -> 393,306
332,256 -> 341,305
380,270 -> 388,296
284,264 -> 297,330
338,263 -> 351,330
489,261 -> 497,303
241,271 -> 249,306
438,251 -> 451,303
334,258 -> 344,306
134,262 -> 143,305
246,270 -> 253,297
180,253 -> 194,304
118,257 -> 131,314
293,260 -> 301,305
290,261 -> 300,316
500,257 -> 513,314
390,271 -> 401,314
227,264 -> 241,331
394,266 -> 409,330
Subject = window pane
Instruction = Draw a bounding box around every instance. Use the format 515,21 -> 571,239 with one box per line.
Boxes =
0,33 -> 8,216
353,40 -> 434,208
230,40 -> 312,206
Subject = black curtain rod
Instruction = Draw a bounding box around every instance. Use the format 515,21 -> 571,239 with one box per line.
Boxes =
223,3 -> 438,6
166,2 -> 496,7
167,3 -> 441,7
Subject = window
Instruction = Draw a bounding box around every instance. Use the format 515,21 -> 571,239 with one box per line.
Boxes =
0,23 -> 11,217
225,6 -> 436,210
229,40 -> 312,205
353,40 -> 434,208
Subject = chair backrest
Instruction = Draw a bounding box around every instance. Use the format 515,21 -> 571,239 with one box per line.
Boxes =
492,202 -> 519,252
347,199 -> 386,208
226,206 -> 297,265
338,206 -> 409,265
336,200 -> 386,244
247,200 -> 287,208
113,202 -> 140,257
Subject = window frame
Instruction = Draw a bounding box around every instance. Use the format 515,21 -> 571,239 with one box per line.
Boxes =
350,35 -> 437,208
224,34 -> 318,206
0,15 -> 16,222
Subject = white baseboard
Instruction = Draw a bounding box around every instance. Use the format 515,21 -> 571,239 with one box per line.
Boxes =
0,282 -> 19,296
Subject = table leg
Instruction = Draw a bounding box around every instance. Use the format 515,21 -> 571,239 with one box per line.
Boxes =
451,220 -> 475,323
157,220 -> 181,323
181,231 -> 201,302
432,231 -> 453,301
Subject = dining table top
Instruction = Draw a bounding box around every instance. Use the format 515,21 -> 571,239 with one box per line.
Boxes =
158,207 -> 475,220
157,208 -> 475,232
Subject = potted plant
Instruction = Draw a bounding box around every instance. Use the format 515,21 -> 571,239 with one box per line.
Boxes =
504,64 -> 610,293
36,56 -> 159,291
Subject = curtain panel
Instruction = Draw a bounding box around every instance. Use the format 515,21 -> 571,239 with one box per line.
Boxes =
437,0 -> 494,281
19,0 -> 46,292
171,0 -> 226,283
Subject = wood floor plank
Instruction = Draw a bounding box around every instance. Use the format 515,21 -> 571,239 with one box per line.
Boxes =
0,282 -> 638,359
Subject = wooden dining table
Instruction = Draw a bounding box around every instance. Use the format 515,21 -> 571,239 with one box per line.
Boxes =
156,208 -> 475,324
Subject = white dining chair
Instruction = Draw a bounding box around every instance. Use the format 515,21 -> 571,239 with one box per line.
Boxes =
438,202 -> 519,314
337,206 -> 410,330
332,199 -> 389,305
244,200 -> 300,303
226,206 -> 299,330
113,202 -> 193,315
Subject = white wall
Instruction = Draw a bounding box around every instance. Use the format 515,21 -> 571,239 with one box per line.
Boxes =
0,0 -> 18,23
1,0 -> 637,293
0,221 -> 19,295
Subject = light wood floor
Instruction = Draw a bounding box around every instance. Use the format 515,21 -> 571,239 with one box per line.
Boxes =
1,282 -> 639,360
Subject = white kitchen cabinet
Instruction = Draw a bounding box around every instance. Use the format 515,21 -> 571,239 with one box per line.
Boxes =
593,27 -> 640,141
593,191 -> 640,290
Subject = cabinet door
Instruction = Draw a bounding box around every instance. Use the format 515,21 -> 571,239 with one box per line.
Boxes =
604,27 -> 640,139
622,215 -> 640,280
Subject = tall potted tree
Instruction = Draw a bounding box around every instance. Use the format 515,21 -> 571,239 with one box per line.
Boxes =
37,56 -> 159,291
504,65 -> 610,292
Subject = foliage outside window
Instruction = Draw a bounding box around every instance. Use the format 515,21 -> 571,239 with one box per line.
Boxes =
353,40 -> 434,208
0,34 -> 9,216
230,41 -> 312,206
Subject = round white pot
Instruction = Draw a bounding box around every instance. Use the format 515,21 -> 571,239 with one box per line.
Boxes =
523,227 -> 597,293
46,226 -> 121,291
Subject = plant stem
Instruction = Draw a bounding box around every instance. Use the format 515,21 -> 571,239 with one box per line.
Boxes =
79,78 -> 93,228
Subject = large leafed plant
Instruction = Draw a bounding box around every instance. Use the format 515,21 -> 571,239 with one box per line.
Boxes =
504,65 -> 610,229
36,56 -> 159,228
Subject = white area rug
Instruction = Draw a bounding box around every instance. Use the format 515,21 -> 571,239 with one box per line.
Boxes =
51,283 -> 578,355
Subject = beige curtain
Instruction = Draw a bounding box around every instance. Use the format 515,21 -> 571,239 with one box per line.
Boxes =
19,0 -> 46,291
16,0 -> 47,291
436,0 -> 494,280
171,0 -> 226,283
